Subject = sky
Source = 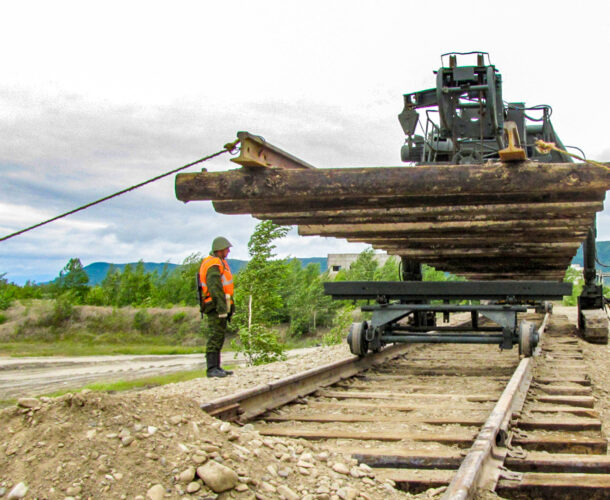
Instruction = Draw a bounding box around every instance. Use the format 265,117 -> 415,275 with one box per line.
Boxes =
2,0 -> 610,284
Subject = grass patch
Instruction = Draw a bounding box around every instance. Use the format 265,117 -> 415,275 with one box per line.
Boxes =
0,341 -> 208,357
43,367 -> 239,396
0,398 -> 17,409
0,365 -> 238,406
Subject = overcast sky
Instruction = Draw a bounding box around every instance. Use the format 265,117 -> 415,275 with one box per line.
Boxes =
2,0 -> 610,284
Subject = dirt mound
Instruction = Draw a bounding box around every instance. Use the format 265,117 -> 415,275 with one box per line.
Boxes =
0,389 -> 413,499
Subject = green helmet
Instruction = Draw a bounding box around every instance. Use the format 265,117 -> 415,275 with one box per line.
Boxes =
212,236 -> 232,252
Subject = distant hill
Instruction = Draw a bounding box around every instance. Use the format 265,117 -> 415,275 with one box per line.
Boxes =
293,257 -> 327,273
42,244 -> 610,287
83,257 -> 327,285
83,260 -> 247,285
81,245 -> 610,285
83,262 -> 176,285
571,241 -> 610,269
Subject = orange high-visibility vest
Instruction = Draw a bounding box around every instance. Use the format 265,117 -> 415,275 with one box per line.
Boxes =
199,256 -> 234,304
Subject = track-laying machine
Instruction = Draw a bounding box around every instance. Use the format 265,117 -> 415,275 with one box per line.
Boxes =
175,52 -> 610,355
397,52 -> 570,165
331,52 -> 606,353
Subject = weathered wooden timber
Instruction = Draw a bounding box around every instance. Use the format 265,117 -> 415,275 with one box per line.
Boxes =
175,155 -> 610,280
212,190 -> 607,214
176,163 -> 610,200
256,201 -> 603,225
298,218 -> 590,236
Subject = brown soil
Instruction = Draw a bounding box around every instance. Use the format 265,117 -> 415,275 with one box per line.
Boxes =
1,344 -> 421,499
1,389 -> 416,499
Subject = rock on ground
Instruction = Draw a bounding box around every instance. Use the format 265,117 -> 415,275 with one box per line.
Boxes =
196,461 -> 238,492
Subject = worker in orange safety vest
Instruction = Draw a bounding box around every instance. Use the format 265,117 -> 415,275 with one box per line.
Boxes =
198,236 -> 235,377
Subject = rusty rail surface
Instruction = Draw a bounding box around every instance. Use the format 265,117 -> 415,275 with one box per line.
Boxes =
441,313 -> 548,500
200,343 -> 412,421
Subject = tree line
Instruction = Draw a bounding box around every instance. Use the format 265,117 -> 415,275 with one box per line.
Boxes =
1,220 -> 590,357
1,222 -> 407,338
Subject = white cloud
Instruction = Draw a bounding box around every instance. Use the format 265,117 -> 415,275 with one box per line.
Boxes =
1,0 -> 610,283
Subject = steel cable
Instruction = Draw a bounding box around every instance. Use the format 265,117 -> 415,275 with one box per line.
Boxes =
0,141 -> 239,243
596,257 -> 610,268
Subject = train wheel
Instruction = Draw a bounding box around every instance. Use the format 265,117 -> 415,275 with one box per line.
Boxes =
518,320 -> 537,357
348,322 -> 368,357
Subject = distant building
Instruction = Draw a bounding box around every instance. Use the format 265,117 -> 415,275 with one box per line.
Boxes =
327,253 -> 398,276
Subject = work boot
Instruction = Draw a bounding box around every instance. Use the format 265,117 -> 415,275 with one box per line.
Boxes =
206,352 -> 226,378
218,352 -> 233,376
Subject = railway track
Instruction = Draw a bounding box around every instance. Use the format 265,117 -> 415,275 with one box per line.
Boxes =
201,311 -> 609,499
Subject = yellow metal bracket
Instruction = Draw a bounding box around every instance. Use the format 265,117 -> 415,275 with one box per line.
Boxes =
230,131 -> 315,169
499,121 -> 527,162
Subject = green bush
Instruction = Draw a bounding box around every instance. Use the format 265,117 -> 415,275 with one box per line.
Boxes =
56,258 -> 89,303
38,293 -> 75,327
289,315 -> 311,337
231,323 -> 286,366
562,267 -> 583,306
85,286 -> 107,306
0,295 -> 11,311
0,273 -> 14,310
321,328 -> 344,346
133,309 -> 151,333
322,305 -> 355,346
0,313 -> 7,325
172,311 -> 187,323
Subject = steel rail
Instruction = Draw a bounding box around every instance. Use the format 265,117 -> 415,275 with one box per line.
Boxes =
200,343 -> 412,422
441,312 -> 549,500
230,131 -> 316,170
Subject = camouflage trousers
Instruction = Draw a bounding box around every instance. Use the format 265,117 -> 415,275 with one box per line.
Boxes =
204,313 -> 228,353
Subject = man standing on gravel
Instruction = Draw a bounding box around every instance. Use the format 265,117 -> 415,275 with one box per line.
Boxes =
198,236 -> 235,378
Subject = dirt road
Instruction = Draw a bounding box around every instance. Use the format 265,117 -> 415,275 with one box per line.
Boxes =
0,349 -> 315,400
